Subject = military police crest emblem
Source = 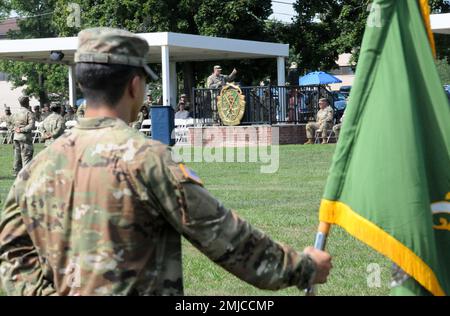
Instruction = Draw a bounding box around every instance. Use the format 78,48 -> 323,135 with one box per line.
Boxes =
217,83 -> 246,126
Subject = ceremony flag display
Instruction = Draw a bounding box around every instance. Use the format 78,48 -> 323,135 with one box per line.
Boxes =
318,0 -> 450,296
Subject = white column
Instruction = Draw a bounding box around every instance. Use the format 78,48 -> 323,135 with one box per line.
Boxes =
161,46 -> 170,106
277,57 -> 286,86
169,61 -> 177,109
277,57 -> 286,121
68,65 -> 77,107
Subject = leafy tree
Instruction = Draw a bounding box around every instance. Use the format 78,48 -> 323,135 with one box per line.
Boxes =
0,1 -> 10,19
430,0 -> 450,12
288,0 -> 450,73
436,58 -> 450,84
432,0 -> 450,60
1,0 -> 449,102
52,0 -> 274,91
289,0 -> 343,74
0,0 -> 68,105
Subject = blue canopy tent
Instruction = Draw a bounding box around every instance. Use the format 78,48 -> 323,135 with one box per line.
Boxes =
296,71 -> 344,123
299,71 -> 342,86
76,98 -> 85,107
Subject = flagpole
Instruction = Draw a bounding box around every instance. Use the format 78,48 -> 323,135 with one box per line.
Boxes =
305,222 -> 331,296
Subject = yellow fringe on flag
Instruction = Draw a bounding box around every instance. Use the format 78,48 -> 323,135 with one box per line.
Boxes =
418,0 -> 437,58
319,199 -> 446,296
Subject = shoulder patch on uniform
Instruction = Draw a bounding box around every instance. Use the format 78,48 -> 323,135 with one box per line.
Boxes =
178,164 -> 203,186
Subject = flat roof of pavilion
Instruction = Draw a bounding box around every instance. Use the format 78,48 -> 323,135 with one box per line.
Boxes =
0,32 -> 289,65
431,13 -> 450,34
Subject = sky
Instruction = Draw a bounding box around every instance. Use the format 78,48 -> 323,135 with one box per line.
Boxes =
269,0 -> 296,23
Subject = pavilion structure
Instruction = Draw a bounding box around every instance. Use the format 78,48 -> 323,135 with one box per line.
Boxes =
0,32 -> 289,108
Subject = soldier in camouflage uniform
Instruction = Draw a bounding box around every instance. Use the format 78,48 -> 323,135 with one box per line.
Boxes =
131,106 -> 146,130
39,103 -> 66,147
206,66 -> 237,124
332,111 -> 345,141
206,65 -> 237,89
144,92 -> 153,109
0,27 -> 332,296
304,98 -> 334,144
64,107 -> 77,123
32,106 -> 42,122
0,106 -> 13,144
10,96 -> 35,176
5,107 -> 13,144
0,106 -> 11,122
77,101 -> 86,119
40,104 -> 50,122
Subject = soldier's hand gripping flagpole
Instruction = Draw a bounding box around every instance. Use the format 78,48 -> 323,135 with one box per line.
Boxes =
305,222 -> 331,296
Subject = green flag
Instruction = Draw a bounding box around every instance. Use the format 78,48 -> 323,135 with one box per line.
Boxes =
319,0 -> 450,296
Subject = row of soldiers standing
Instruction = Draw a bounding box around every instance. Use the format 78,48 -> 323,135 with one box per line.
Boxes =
0,96 -> 85,176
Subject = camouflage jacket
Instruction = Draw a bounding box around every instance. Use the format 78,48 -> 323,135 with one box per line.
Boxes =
33,112 -> 42,123
143,101 -> 152,111
76,104 -> 86,119
0,116 -> 315,296
316,106 -> 334,125
64,113 -> 77,123
40,112 -> 50,122
206,73 -> 236,89
0,115 -> 12,130
39,113 -> 66,146
11,107 -> 35,142
131,112 -> 144,130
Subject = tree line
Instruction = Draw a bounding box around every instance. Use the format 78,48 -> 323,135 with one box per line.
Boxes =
0,0 -> 449,105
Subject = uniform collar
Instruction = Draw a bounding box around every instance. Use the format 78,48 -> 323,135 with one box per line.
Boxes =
75,116 -> 124,129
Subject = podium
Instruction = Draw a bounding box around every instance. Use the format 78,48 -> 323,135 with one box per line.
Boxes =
151,106 -> 175,146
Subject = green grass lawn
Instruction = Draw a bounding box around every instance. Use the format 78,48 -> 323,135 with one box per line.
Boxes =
0,144 -> 391,296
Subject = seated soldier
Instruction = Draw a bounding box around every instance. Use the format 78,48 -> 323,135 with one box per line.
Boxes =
175,102 -> 191,120
305,98 -> 334,144
40,103 -> 50,121
131,105 -> 149,130
333,110 -> 345,141
177,94 -> 187,109
33,106 -> 42,122
77,101 -> 86,119
64,106 -> 77,123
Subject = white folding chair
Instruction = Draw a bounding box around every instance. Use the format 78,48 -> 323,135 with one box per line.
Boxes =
0,130 -> 7,144
0,122 -> 7,144
64,120 -> 77,133
314,129 -> 334,144
327,129 -> 336,143
175,118 -> 194,127
139,119 -> 152,136
174,119 -> 193,145
314,129 -> 321,144
184,118 -> 194,127
32,122 -> 43,143
65,120 -> 78,129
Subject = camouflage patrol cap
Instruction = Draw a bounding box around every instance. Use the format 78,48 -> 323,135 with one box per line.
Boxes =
50,102 -> 61,109
18,96 -> 29,106
74,27 -> 158,81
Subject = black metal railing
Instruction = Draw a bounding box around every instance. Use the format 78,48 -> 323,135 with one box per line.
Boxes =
192,85 -> 341,126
